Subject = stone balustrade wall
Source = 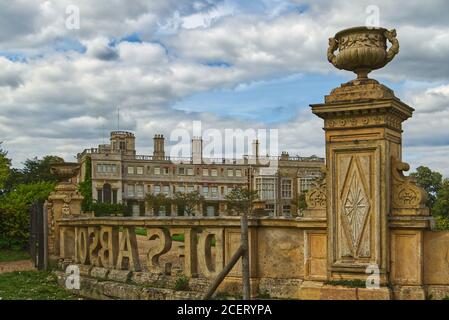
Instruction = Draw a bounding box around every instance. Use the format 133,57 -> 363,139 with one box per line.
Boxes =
57,216 -> 327,297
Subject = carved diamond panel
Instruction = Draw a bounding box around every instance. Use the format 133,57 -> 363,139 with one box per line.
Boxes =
342,169 -> 370,251
337,154 -> 372,260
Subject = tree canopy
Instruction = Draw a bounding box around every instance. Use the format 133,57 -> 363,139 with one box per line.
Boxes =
0,144 -> 11,192
172,190 -> 204,216
410,166 -> 443,209
225,186 -> 259,215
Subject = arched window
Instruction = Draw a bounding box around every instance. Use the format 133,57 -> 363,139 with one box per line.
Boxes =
103,183 -> 112,204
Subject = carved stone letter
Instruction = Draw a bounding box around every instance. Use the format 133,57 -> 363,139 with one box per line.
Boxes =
75,227 -> 89,264
116,227 -> 141,271
147,228 -> 172,274
98,226 -> 119,268
197,228 -> 224,278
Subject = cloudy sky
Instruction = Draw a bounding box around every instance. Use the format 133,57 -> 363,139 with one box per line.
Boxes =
1,0 -> 448,175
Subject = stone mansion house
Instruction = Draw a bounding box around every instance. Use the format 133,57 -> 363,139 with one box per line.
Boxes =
77,131 -> 324,216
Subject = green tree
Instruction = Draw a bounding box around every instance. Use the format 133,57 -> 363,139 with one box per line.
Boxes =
172,190 -> 204,216
433,179 -> 449,218
146,193 -> 171,215
0,144 -> 11,192
410,166 -> 443,209
0,182 -> 55,248
225,186 -> 259,215
21,155 -> 64,184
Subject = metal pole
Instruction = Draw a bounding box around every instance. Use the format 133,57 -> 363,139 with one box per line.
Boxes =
203,245 -> 244,300
241,165 -> 251,300
241,210 -> 250,299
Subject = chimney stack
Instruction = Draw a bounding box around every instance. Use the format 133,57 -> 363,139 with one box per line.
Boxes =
252,139 -> 260,159
153,134 -> 165,160
192,136 -> 203,164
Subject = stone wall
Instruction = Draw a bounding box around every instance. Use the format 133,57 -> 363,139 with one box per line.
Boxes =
55,216 -> 328,299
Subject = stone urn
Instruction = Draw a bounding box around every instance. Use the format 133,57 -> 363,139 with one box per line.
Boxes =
50,162 -> 80,183
327,26 -> 399,82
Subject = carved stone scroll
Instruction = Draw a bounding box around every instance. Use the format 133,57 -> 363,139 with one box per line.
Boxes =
391,156 -> 429,216
303,168 -> 327,218
116,227 -> 141,271
306,182 -> 326,210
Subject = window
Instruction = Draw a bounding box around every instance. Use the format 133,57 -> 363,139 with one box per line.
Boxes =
178,167 -> 185,175
187,168 -> 194,176
127,166 -> 135,174
299,178 -> 313,194
127,184 -> 135,197
256,177 -> 276,200
203,168 -> 209,176
112,190 -> 117,204
132,204 -> 140,216
154,185 -> 161,194
211,186 -> 218,198
235,169 -> 242,177
103,183 -> 112,203
188,186 -> 194,193
211,169 -> 218,177
281,179 -> 292,199
227,169 -> 233,177
159,205 -> 166,216
136,166 -> 143,175
154,167 -> 160,175
202,186 -> 209,195
136,185 -> 144,197
163,185 -> 170,195
178,186 -> 185,193
163,167 -> 169,175
97,164 -> 117,173
266,204 -> 275,216
283,205 -> 291,216
97,189 -> 103,203
206,206 -> 215,217
119,141 -> 126,150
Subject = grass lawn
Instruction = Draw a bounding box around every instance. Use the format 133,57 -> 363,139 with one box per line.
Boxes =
0,249 -> 30,262
0,271 -> 80,300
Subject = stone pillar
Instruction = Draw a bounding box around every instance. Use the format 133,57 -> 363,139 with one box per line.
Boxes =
47,183 -> 84,257
47,163 -> 84,259
312,79 -> 432,290
310,27 -> 432,294
312,81 -> 411,283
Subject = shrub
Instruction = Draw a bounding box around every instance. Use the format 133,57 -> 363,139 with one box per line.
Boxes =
174,275 -> 189,291
0,182 -> 55,248
90,202 -> 130,217
435,216 -> 449,230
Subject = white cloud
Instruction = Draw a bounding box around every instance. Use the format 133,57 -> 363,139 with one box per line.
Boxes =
0,0 -> 448,177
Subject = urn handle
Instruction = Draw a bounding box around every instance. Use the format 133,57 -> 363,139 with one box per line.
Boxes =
327,37 -> 339,68
384,29 -> 399,63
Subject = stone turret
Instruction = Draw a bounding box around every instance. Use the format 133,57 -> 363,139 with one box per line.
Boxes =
110,131 -> 135,155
